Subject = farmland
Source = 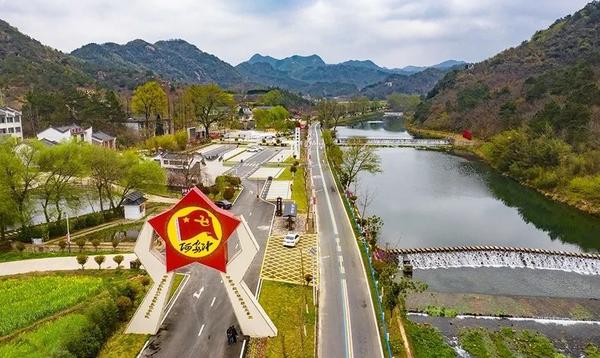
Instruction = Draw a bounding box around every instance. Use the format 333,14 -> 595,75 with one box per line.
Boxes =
0,274 -> 104,335
0,271 -> 148,358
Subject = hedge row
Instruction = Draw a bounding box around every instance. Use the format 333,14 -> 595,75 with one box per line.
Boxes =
16,208 -> 124,243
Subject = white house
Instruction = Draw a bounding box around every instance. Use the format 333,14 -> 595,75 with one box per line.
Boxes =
37,124 -> 92,144
37,124 -> 116,148
0,107 -> 23,139
123,191 -> 147,220
153,152 -> 203,170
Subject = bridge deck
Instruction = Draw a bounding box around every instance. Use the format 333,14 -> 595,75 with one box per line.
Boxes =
336,137 -> 451,147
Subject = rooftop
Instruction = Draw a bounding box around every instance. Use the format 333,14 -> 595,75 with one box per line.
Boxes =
92,131 -> 116,141
123,191 -> 147,206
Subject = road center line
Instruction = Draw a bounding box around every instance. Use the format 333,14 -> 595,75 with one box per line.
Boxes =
198,323 -> 206,337
210,296 -> 216,307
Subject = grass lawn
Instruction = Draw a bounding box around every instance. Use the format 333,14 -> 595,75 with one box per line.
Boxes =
167,273 -> 186,302
276,166 -> 308,213
405,320 -> 455,358
258,280 -> 316,358
459,327 -> 567,358
0,313 -> 88,358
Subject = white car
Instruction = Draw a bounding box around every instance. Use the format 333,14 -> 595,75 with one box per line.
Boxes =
282,233 -> 300,247
247,146 -> 261,152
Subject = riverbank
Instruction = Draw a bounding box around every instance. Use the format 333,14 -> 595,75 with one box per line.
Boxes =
406,123 -> 600,217
337,111 -> 384,126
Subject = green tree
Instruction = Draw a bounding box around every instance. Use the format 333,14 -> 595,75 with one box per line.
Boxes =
184,84 -> 234,138
0,139 -> 41,229
76,254 -> 88,270
81,144 -> 121,213
340,137 -> 382,189
37,142 -> 86,224
131,81 -> 168,138
317,100 -> 344,130
113,151 -> 166,208
386,93 -> 421,112
0,175 -> 18,241
94,255 -> 105,269
260,89 -> 284,106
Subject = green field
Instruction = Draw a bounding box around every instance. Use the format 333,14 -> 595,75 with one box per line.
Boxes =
0,274 -> 103,335
0,271 -> 148,358
258,280 -> 316,358
0,313 -> 88,358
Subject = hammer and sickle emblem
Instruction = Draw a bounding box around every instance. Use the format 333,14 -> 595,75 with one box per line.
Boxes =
194,214 -> 210,227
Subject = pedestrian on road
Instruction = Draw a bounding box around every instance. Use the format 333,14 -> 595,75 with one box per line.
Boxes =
231,325 -> 238,344
226,326 -> 233,345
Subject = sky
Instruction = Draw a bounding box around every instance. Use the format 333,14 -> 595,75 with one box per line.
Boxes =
0,0 -> 592,68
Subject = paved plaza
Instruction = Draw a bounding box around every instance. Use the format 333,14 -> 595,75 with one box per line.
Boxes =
265,180 -> 292,200
260,234 -> 318,286
248,167 -> 284,180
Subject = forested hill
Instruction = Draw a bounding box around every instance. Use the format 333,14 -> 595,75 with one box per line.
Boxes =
416,1 -> 600,147
360,67 -> 460,99
0,19 -> 154,106
71,39 -> 243,88
415,2 -> 600,214
0,19 -> 93,102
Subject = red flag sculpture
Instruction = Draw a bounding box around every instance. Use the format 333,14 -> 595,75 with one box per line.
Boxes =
148,187 -> 240,273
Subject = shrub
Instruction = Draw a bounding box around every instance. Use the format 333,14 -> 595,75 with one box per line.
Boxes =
76,254 -> 88,270
140,276 -> 151,286
223,186 -> 235,201
15,241 -> 25,252
76,238 -> 86,252
130,258 -> 142,270
94,255 -> 105,269
0,240 -> 11,253
58,240 -> 67,252
16,225 -> 44,243
111,238 -> 119,251
91,239 -> 101,252
115,296 -> 133,320
113,255 -> 124,268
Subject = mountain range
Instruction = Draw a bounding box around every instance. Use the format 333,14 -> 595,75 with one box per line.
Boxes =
0,16 -> 464,105
235,54 -> 464,96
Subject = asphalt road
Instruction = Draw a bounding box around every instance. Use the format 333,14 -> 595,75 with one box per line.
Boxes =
141,148 -> 276,358
309,124 -> 383,358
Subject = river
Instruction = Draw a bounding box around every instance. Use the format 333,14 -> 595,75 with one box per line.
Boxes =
339,116 -> 600,253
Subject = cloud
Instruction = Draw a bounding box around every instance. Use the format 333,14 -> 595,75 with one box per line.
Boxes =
0,0 -> 591,67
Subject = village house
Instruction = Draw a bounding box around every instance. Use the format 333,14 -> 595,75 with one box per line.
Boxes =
37,124 -> 116,148
0,107 -> 23,139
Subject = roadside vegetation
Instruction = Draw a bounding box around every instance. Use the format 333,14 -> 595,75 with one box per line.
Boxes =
0,270 -> 149,358
459,327 -> 567,358
249,280 -> 316,358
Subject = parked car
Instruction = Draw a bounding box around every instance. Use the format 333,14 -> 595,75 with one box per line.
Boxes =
282,233 -> 300,247
215,200 -> 232,210
247,146 -> 261,152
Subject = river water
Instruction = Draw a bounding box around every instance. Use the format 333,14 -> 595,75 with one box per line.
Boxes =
340,116 -> 600,253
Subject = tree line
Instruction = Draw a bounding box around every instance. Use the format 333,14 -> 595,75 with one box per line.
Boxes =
0,138 -> 166,241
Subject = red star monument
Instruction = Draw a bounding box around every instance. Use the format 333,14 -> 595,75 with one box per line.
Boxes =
148,187 -> 241,273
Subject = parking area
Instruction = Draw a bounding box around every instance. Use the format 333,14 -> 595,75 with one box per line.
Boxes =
260,234 -> 318,286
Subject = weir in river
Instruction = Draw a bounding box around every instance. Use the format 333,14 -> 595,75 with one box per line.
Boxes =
383,247 -> 600,276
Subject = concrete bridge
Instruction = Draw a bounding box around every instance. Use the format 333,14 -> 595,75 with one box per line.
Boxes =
336,137 -> 451,147
380,246 -> 600,276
